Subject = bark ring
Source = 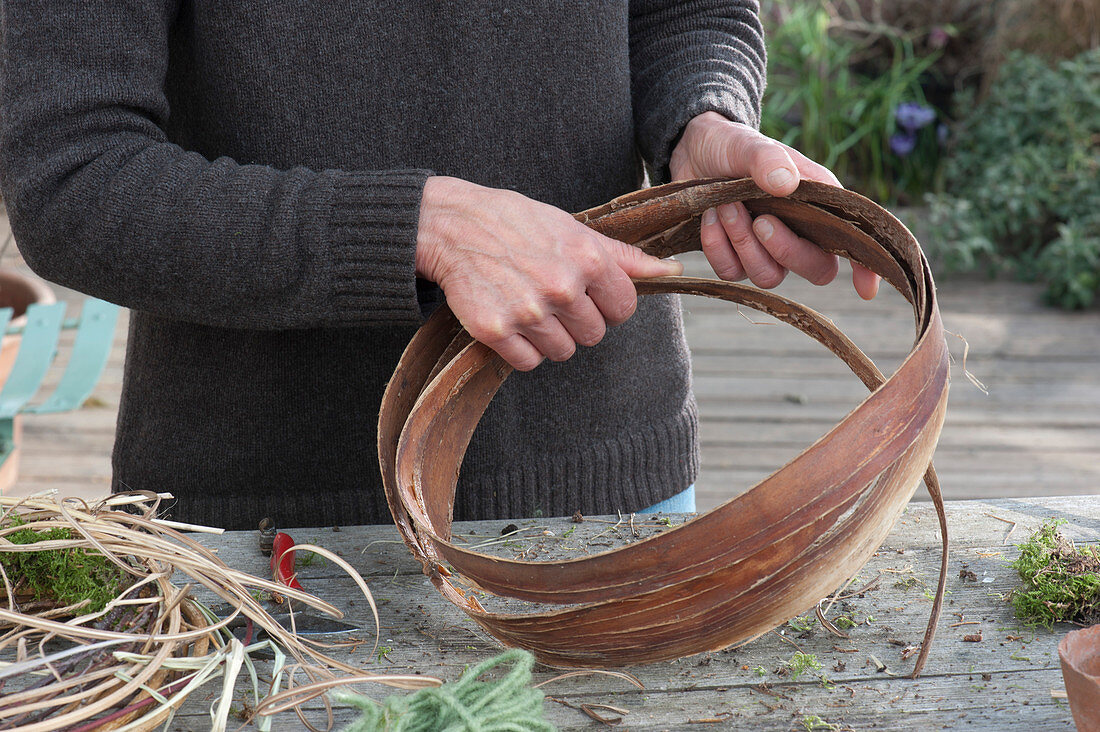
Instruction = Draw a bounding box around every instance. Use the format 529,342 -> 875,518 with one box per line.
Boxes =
378,178 -> 950,671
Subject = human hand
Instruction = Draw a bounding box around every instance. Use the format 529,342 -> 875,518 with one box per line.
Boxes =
669,111 -> 880,299
415,176 -> 683,371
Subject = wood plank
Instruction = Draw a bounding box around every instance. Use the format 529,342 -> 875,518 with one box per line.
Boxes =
683,315 -> 1100,359
698,420 -> 1100,452
692,352 -> 1100,384
690,373 -> 1100,408
678,251 -> 1079,316
694,399 -> 1100,427
698,446 -> 1099,474
695,470 -> 1100,506
159,497 -> 1091,729
164,671 -> 1076,730
0,490 -> 1091,729
20,409 -> 119,432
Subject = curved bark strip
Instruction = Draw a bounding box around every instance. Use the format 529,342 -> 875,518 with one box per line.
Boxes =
378,178 -> 951,671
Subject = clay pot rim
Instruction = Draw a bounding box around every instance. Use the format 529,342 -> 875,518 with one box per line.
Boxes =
1060,623 -> 1100,678
0,268 -> 57,328
1059,624 -> 1100,731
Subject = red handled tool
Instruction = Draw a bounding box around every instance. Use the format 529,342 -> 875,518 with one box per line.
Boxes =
270,531 -> 304,590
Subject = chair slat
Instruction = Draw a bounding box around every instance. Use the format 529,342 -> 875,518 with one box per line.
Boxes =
0,303 -> 65,419
32,299 -> 119,414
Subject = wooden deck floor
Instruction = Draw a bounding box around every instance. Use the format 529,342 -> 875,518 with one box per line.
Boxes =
3,213 -> 1098,512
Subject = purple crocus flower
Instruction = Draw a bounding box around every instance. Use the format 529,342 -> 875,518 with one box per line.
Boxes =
895,102 -> 937,132
928,26 -> 950,49
889,131 -> 917,157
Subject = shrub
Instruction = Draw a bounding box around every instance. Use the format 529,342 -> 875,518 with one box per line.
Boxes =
761,1 -> 943,202
837,0 -> 1099,97
926,49 -> 1100,308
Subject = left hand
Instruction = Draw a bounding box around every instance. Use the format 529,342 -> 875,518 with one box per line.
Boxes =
669,111 -> 880,300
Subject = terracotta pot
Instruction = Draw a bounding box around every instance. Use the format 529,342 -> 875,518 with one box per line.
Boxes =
0,268 -> 56,493
1060,624 -> 1100,732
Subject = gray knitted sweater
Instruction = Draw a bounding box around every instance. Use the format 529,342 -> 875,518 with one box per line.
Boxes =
0,1 -> 764,530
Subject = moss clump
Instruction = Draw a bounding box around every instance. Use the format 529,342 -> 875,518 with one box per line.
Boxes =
0,515 -> 127,613
785,652 -> 824,680
1011,520 -> 1100,627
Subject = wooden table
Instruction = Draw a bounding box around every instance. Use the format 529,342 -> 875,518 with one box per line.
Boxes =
155,495 -> 1097,730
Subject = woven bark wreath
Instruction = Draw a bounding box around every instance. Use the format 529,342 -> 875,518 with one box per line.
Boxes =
378,178 -> 950,675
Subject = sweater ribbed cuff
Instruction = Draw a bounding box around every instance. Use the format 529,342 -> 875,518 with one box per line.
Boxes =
454,399 -> 700,521
325,169 -> 433,325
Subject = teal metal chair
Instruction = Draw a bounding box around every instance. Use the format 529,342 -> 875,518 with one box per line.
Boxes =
0,298 -> 120,480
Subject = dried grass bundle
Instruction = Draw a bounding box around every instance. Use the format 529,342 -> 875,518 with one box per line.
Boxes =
0,491 -> 439,731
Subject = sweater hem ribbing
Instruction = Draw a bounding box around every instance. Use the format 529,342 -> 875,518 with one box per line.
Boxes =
453,398 -> 700,521
137,398 -> 699,529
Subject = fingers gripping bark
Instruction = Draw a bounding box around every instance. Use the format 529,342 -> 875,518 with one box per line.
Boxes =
675,112 -> 872,296
415,176 -> 682,370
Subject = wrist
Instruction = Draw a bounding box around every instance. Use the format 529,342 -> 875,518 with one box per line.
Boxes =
415,176 -> 465,283
671,112 -> 730,180
687,110 -> 730,132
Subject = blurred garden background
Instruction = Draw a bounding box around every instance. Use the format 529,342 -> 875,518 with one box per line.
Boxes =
761,0 -> 1100,310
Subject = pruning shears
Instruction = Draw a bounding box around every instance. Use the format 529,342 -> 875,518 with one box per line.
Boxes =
206,528 -> 361,642
271,531 -> 304,591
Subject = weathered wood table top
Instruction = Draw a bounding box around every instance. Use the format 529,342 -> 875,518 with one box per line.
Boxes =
160,495 -> 1099,730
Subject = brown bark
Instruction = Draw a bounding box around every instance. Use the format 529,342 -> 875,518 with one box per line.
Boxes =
378,178 -> 950,672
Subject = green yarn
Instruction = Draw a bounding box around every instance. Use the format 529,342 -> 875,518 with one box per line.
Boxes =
335,649 -> 555,732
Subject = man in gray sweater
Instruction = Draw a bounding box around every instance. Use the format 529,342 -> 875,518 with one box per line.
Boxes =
0,2 -> 876,529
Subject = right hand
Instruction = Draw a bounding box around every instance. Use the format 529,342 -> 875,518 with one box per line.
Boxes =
415,176 -> 683,371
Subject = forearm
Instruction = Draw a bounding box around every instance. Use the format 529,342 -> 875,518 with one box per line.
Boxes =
0,0 -> 429,330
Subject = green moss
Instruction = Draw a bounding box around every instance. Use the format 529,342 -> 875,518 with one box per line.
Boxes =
295,551 -> 323,567
0,515 -> 126,613
1011,520 -> 1100,627
834,615 -> 857,629
801,714 -> 839,730
786,615 -> 815,633
249,589 -> 273,603
785,652 -> 823,680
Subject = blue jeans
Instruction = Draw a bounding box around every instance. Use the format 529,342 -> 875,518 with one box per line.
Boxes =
638,484 -> 696,514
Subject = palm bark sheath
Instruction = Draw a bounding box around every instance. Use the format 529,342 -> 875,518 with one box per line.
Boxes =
378,178 -> 950,675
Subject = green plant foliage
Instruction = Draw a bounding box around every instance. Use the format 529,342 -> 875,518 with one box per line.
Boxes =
786,614 -> 815,632
924,195 -> 997,272
801,714 -> 840,731
927,48 -> 1100,308
833,615 -> 856,629
295,550 -> 324,567
785,651 -> 824,679
1011,519 -> 1100,627
761,1 -> 943,201
1037,218 -> 1100,310
0,515 -> 126,612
